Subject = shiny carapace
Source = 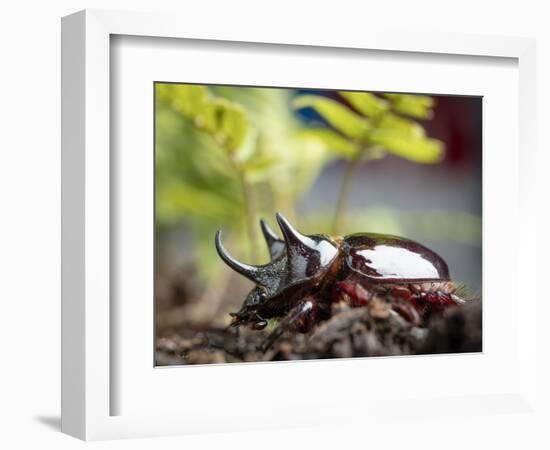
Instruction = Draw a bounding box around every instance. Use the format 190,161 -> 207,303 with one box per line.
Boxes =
215,213 -> 463,350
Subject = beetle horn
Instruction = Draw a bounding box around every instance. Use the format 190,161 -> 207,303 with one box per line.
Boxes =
259,219 -> 285,260
215,230 -> 264,284
275,212 -> 316,253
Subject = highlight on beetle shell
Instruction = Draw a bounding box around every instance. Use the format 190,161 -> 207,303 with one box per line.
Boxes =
155,83 -> 482,366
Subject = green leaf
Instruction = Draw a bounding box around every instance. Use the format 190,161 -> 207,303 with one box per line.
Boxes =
201,99 -> 249,152
361,146 -> 387,161
377,113 -> 425,138
369,130 -> 444,163
383,93 -> 434,119
221,104 -> 249,152
297,128 -> 360,159
339,91 -> 388,118
241,154 -> 281,182
157,84 -> 209,116
293,95 -> 371,141
156,84 -> 249,154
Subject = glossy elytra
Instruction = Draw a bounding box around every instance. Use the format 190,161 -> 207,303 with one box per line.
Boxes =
215,213 -> 463,351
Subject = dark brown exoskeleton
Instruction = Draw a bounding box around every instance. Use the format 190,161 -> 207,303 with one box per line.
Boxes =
215,213 -> 464,351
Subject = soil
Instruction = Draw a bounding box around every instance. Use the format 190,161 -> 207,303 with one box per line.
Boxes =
155,298 -> 482,366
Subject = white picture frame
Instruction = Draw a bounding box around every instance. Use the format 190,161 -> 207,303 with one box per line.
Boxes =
61,9 -> 537,441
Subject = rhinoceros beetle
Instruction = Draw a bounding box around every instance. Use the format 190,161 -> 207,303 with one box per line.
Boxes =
215,213 -> 464,351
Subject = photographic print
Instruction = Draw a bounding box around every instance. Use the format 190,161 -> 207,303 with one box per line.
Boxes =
154,83 -> 482,366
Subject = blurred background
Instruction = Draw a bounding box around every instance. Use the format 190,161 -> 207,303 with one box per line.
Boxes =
154,83 -> 481,353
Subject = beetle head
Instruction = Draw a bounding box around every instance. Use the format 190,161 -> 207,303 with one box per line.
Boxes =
215,213 -> 339,307
228,286 -> 268,329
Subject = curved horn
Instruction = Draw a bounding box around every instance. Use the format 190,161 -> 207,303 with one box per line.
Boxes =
259,219 -> 285,260
275,213 -> 339,277
215,230 -> 263,283
275,212 -> 316,251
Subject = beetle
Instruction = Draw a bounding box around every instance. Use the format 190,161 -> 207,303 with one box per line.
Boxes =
215,212 -> 464,351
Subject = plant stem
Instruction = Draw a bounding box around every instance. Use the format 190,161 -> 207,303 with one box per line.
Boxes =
269,176 -> 298,226
229,156 -> 259,263
240,173 -> 260,263
331,156 -> 362,235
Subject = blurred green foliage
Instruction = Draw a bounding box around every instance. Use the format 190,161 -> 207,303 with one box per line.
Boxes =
293,91 -> 444,164
293,90 -> 444,232
156,84 -> 333,279
156,84 -> 475,282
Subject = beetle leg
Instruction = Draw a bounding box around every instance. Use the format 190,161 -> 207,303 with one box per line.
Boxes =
333,279 -> 371,306
392,298 -> 421,325
258,299 -> 317,352
251,315 -> 268,330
